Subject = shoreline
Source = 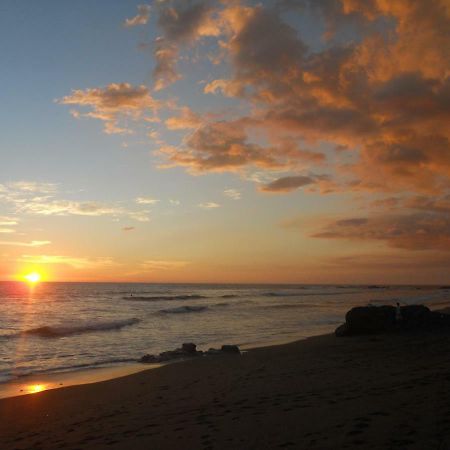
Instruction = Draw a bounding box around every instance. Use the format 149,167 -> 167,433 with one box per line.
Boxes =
0,326 -> 338,400
2,303 -> 448,401
0,331 -> 327,400
3,329 -> 450,448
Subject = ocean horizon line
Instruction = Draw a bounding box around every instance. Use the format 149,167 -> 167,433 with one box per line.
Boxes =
1,280 -> 449,287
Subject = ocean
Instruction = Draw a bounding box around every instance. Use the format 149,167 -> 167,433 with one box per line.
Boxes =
1,282 -> 449,383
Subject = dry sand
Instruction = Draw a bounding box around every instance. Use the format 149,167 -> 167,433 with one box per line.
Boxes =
2,331 -> 450,449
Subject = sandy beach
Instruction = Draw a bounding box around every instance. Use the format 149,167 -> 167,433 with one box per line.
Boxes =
2,330 -> 450,450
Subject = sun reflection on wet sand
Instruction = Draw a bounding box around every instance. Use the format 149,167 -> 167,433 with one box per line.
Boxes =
0,365 -> 153,399
27,384 -> 46,394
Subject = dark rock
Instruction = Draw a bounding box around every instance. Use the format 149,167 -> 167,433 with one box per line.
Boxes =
221,345 -> 240,354
182,342 -> 197,354
140,342 -> 242,364
158,350 -> 185,361
140,343 -> 204,364
335,304 -> 450,337
399,305 -> 431,329
139,354 -> 158,363
206,348 -> 222,355
334,323 -> 348,337
429,311 -> 450,327
345,305 -> 396,335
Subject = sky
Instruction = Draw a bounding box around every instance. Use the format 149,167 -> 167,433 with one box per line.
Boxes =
1,0 -> 449,284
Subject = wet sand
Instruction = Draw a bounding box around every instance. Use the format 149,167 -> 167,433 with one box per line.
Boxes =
2,331 -> 450,449
0,364 -> 154,400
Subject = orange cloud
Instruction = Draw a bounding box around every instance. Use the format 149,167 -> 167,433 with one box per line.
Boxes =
199,0 -> 450,196
58,83 -> 159,134
310,213 -> 450,251
152,0 -> 220,90
165,106 -> 202,130
65,1 -> 450,201
158,119 -> 327,174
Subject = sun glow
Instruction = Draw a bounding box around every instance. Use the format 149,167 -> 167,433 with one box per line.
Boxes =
23,272 -> 42,283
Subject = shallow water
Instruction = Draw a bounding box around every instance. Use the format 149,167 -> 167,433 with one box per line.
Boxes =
1,282 -> 449,382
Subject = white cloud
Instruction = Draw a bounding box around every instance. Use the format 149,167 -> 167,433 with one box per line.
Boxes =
1,181 -> 152,223
19,255 -> 117,269
135,197 -> 160,205
0,240 -> 51,247
140,259 -> 189,271
0,216 -> 18,232
124,4 -> 151,27
198,202 -> 220,209
128,210 -> 151,222
0,228 -> 15,234
224,189 -> 241,200
7,181 -> 58,194
0,182 -> 57,204
18,200 -> 122,217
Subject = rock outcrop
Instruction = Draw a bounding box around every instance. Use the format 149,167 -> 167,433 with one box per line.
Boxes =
139,342 -> 240,364
335,305 -> 450,337
221,344 -> 240,354
182,342 -> 197,354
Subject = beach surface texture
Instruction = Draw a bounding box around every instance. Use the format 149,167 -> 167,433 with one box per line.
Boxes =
2,330 -> 450,449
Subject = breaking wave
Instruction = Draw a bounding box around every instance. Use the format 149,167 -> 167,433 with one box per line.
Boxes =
264,303 -> 312,310
159,305 -> 208,314
212,302 -> 231,307
124,294 -> 206,302
6,318 -> 140,339
262,292 -> 304,298
262,290 -> 362,298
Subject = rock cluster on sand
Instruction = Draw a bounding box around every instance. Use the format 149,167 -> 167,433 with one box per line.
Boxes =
335,304 -> 450,337
139,343 -> 240,364
220,344 -> 240,353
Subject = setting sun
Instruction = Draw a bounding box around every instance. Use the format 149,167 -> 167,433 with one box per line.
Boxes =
23,272 -> 42,283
